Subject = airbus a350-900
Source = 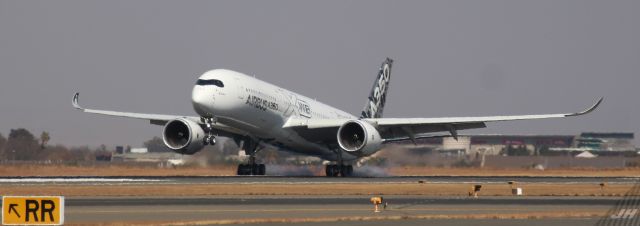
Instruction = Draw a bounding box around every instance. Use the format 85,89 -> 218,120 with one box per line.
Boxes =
72,58 -> 602,176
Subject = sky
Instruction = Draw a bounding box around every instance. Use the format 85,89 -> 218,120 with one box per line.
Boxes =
0,1 -> 638,148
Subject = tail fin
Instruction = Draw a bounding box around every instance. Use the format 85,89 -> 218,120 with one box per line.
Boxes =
361,58 -> 393,118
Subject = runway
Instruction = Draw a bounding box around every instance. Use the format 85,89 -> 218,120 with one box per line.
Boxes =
254,219 -> 601,226
66,196 -> 620,206
59,196 -> 614,225
3,176 -> 636,225
0,175 -> 637,185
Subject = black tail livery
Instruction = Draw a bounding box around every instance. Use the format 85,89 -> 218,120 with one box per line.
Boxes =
361,58 -> 393,119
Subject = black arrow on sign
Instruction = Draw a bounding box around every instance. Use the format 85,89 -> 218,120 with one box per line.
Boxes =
8,203 -> 21,218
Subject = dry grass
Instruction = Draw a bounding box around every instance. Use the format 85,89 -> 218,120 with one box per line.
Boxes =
0,164 -> 237,176
160,211 -> 606,225
1,164 -> 639,177
0,183 -> 633,197
65,210 -> 606,226
390,166 -> 640,177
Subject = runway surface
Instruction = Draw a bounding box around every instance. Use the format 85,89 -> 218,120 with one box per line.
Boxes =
252,219 -> 601,226
3,176 -> 636,225
65,196 -> 621,206
0,175 -> 637,185
58,196 -> 614,225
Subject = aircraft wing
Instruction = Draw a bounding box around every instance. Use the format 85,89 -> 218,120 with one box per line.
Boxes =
72,93 -> 246,135
284,98 -> 602,143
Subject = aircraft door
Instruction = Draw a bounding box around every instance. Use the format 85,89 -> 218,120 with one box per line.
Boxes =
235,77 -> 245,100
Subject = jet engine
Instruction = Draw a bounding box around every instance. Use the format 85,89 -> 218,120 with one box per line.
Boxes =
162,118 -> 206,155
337,120 -> 382,157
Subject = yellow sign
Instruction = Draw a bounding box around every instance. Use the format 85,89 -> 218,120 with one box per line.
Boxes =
2,196 -> 64,225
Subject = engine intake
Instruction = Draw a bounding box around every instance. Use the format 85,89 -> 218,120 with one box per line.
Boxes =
162,118 -> 205,155
337,120 -> 382,157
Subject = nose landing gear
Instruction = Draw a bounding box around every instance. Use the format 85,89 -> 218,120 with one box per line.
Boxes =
201,117 -> 217,145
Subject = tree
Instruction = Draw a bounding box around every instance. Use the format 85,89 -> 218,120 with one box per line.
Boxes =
44,145 -> 72,161
40,131 -> 50,149
0,133 -> 6,158
5,128 -> 40,160
69,146 -> 94,162
144,136 -> 171,152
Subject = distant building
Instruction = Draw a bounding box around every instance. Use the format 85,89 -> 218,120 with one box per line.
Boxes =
111,152 -> 186,166
575,151 -> 597,158
95,152 -> 112,161
130,148 -> 149,153
440,135 -> 574,156
575,132 -> 635,151
442,136 -> 470,153
398,132 -> 636,157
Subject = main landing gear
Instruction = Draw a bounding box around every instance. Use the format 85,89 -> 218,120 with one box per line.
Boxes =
200,117 -> 265,176
236,139 -> 266,176
325,164 -> 353,177
237,156 -> 266,176
325,149 -> 354,177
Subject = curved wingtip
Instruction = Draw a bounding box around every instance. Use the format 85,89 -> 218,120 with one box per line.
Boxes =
568,97 -> 603,117
72,92 -> 83,110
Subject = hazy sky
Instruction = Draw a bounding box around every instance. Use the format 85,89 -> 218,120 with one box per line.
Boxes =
0,1 -> 638,147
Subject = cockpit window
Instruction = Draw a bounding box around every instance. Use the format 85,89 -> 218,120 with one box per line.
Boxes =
196,79 -> 224,87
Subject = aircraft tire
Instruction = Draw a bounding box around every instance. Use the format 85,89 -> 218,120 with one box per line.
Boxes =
258,164 -> 266,175
340,165 -> 353,177
325,165 -> 341,177
237,164 -> 252,175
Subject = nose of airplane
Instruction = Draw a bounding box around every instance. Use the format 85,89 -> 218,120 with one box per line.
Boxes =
192,86 -> 213,116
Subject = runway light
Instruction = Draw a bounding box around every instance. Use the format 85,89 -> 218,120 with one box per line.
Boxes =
600,182 -> 607,192
469,185 -> 482,198
508,181 -> 522,196
370,196 -> 384,213
512,187 -> 523,196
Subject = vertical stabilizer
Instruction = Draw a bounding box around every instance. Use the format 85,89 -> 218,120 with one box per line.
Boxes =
361,58 -> 393,118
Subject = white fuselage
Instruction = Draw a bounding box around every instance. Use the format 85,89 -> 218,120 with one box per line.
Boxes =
191,69 -> 357,161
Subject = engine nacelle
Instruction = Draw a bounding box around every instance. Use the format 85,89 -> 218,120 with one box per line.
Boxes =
162,118 -> 206,155
337,120 -> 382,157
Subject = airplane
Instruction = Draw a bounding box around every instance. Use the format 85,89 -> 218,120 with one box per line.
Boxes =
72,58 -> 602,176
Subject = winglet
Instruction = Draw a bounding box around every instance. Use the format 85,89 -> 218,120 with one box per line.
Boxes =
72,92 -> 83,110
567,97 -> 603,117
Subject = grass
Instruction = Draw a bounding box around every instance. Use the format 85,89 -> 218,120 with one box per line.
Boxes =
65,210 -> 606,226
0,164 -> 237,176
0,183 -> 633,197
1,164 -> 639,177
389,166 -> 640,177
1,164 -> 636,196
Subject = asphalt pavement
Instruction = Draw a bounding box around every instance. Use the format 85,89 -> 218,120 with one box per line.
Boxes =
58,196 -> 616,225
0,175 -> 637,185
